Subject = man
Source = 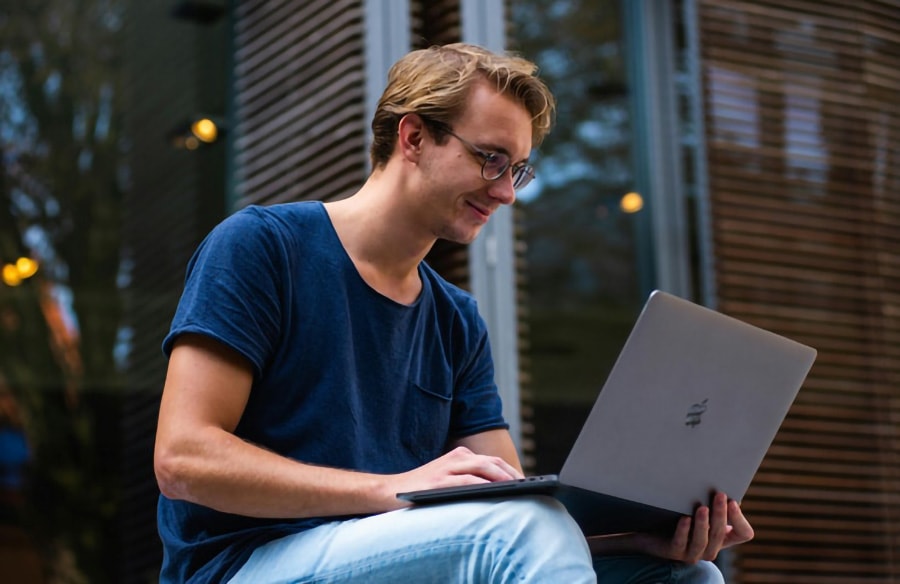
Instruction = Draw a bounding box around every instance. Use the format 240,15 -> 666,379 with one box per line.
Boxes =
154,43 -> 753,583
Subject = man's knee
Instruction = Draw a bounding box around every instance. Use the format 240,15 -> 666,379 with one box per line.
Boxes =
594,554 -> 724,584
471,496 -> 595,581
679,560 -> 725,584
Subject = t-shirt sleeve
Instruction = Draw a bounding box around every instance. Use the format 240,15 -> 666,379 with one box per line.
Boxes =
162,208 -> 284,378
448,309 -> 510,439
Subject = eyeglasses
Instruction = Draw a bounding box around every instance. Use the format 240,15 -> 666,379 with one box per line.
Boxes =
444,129 -> 536,190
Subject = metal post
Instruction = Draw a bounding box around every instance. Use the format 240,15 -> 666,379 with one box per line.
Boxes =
364,0 -> 411,171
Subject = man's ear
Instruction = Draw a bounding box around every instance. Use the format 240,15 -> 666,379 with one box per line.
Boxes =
397,113 -> 427,162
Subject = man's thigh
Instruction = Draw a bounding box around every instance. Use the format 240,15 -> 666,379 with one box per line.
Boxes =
227,496 -> 595,584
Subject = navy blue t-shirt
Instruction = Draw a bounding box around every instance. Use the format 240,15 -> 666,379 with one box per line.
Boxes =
158,201 -> 508,583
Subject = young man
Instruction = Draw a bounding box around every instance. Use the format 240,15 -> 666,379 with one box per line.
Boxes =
154,43 -> 752,583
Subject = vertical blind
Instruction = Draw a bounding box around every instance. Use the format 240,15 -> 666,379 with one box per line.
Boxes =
698,1 -> 900,581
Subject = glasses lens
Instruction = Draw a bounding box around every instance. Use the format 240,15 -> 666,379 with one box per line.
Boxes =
481,153 -> 510,181
512,164 -> 535,190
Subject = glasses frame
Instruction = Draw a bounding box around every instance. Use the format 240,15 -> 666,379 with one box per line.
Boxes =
442,128 -> 536,191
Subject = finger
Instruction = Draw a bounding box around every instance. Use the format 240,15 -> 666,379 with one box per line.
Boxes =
445,446 -> 475,458
468,455 -> 521,482
443,441 -> 522,480
670,515 -> 693,557
724,500 -> 755,546
703,493 -> 729,560
685,505 -> 710,563
493,456 -> 524,480
445,473 -> 492,487
444,450 -> 520,482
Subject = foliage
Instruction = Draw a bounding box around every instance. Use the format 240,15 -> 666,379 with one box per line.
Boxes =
511,0 -> 642,309
0,0 -> 126,581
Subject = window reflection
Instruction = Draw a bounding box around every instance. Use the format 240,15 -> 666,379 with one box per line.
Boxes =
0,2 -> 127,582
511,0 -> 646,474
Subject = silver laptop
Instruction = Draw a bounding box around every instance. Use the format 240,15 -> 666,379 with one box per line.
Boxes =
397,290 -> 817,535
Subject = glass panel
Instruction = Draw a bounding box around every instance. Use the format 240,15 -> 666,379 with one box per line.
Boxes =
510,0 -> 651,474
0,2 -> 228,581
0,2 -> 127,581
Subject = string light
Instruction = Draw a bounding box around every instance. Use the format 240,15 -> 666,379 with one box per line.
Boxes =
191,118 -> 218,143
2,257 -> 39,287
620,192 -> 644,214
15,257 -> 38,279
168,116 -> 224,150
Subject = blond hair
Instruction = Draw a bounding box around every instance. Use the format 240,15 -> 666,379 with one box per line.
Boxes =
370,43 -> 556,169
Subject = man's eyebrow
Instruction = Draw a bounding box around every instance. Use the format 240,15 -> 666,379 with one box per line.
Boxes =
473,140 -> 508,156
479,141 -> 530,164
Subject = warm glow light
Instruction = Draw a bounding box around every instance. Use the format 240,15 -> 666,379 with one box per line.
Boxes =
184,136 -> 200,150
2,264 -> 21,286
620,192 -> 644,214
191,118 -> 218,143
15,257 -> 38,279
2,257 -> 39,286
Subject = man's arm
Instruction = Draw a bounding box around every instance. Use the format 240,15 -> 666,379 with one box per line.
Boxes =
154,334 -> 522,518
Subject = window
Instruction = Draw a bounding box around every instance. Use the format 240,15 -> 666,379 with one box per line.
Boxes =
510,0 -> 655,473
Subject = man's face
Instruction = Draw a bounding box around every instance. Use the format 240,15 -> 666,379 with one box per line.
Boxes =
415,81 -> 533,244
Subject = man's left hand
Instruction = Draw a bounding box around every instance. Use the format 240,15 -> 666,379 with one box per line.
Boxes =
633,492 -> 754,563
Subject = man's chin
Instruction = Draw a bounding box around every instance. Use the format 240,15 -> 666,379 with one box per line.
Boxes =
441,227 -> 482,245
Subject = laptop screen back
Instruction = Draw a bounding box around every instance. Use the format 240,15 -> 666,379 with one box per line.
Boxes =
559,290 -> 817,515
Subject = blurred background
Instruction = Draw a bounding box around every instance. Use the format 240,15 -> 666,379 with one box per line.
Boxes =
0,1 -> 897,582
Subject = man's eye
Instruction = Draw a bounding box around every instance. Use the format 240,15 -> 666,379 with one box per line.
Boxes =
484,153 -> 507,168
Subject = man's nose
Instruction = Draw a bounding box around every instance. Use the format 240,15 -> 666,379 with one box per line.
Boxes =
487,170 -> 516,206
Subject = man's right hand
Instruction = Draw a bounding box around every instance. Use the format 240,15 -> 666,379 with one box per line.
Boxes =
386,445 -> 522,508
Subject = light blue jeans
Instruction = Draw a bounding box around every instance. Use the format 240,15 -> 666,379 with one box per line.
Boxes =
227,496 -> 724,583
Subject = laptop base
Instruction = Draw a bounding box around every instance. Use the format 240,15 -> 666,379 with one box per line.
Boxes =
397,478 -> 685,536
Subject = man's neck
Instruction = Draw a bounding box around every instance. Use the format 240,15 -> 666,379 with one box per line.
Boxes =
324,173 -> 433,305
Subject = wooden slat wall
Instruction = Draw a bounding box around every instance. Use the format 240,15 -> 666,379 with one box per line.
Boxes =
119,3 -> 229,581
232,0 -> 471,280
512,204 -> 537,468
698,1 -> 900,581
232,0 -> 368,207
412,0 -> 462,46
411,0 -> 470,290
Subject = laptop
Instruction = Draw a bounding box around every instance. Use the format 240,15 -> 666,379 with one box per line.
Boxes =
396,290 -> 817,536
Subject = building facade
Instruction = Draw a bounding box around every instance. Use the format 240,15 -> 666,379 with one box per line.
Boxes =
0,1 -> 896,582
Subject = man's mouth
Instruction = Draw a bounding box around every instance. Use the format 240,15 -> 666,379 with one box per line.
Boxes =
466,201 -> 491,219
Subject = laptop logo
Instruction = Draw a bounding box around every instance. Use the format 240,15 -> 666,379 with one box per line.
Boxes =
685,399 -> 709,428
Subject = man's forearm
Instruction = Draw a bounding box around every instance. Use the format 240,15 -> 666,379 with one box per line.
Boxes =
155,426 -> 398,518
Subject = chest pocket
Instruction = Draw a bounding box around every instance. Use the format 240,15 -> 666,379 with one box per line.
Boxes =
400,378 -> 453,466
